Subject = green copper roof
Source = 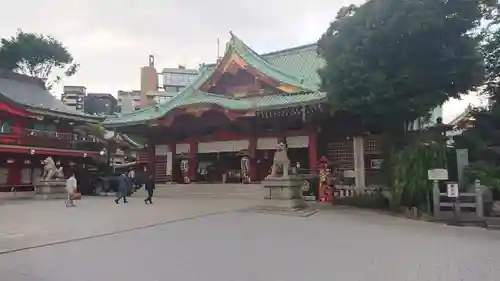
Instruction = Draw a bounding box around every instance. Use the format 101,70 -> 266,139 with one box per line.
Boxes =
262,44 -> 323,90
228,33 -> 317,92
103,34 -> 327,128
103,90 -> 326,127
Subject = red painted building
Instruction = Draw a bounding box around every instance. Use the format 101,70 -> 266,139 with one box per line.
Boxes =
0,70 -> 105,195
104,34 -> 384,191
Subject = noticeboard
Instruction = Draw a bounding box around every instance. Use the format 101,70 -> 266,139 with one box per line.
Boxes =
428,169 -> 448,181
446,182 -> 459,198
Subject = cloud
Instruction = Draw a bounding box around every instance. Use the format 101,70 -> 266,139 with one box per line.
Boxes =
0,0 -> 477,119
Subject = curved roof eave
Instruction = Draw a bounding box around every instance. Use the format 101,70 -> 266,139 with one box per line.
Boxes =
103,67 -> 215,128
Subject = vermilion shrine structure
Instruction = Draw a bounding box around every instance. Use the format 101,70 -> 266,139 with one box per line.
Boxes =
0,71 -> 106,197
104,33 -> 386,191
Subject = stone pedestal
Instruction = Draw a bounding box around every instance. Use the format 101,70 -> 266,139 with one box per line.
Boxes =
34,179 -> 67,200
261,175 -> 308,210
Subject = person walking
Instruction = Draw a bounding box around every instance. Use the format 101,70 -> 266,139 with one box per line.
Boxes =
115,172 -> 129,204
128,168 -> 137,193
65,171 -> 78,207
144,173 -> 155,204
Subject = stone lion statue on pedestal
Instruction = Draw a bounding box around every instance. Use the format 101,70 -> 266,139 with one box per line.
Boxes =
41,157 -> 64,181
268,142 -> 290,178
240,156 -> 251,183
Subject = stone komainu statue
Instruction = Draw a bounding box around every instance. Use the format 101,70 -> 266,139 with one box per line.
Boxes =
41,157 -> 64,181
268,142 -> 290,178
240,156 -> 251,183
180,159 -> 190,184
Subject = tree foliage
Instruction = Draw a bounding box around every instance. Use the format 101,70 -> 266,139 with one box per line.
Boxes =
317,0 -> 485,132
0,30 -> 79,90
454,1 -> 500,191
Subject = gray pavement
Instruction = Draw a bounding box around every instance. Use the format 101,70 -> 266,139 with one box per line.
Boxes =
1,196 -> 500,281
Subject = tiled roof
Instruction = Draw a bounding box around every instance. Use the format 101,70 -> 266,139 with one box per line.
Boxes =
262,44 -> 323,90
103,34 -> 326,128
0,70 -> 102,122
103,90 -> 326,127
228,33 -> 317,92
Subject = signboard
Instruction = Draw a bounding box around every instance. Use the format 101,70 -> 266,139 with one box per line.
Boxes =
370,159 -> 383,169
446,182 -> 459,198
427,169 -> 448,181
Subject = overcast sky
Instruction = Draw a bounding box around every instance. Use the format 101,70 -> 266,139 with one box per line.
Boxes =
0,0 -> 482,122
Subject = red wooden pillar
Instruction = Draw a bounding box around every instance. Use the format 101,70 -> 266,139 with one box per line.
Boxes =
248,135 -> 257,181
188,138 -> 197,181
308,127 -> 318,172
12,119 -> 22,135
147,139 -> 156,178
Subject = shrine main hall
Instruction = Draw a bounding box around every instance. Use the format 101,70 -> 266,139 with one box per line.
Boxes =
103,33 -> 384,190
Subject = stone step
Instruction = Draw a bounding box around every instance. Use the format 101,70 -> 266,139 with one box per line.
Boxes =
153,184 -> 264,199
485,217 -> 500,229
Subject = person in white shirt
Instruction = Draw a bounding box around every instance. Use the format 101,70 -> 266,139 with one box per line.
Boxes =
65,171 -> 78,207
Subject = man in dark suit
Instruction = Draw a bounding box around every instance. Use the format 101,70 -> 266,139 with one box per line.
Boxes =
144,173 -> 155,204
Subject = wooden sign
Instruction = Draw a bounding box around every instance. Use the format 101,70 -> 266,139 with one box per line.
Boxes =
370,159 -> 383,169
428,169 -> 448,181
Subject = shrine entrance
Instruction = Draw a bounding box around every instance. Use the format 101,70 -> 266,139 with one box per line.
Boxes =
196,152 -> 242,183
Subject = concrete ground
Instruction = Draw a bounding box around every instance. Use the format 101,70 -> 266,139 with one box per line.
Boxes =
1,194 -> 500,281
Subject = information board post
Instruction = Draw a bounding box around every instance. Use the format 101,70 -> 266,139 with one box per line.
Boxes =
446,182 -> 460,225
428,169 -> 448,218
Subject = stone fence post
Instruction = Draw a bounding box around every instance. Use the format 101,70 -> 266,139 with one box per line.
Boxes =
433,184 -> 440,219
475,179 -> 485,219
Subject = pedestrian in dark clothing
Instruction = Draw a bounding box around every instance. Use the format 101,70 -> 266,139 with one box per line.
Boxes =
144,173 -> 155,204
115,173 -> 130,204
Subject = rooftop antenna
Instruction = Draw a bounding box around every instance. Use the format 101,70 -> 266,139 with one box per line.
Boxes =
149,54 -> 155,67
217,38 -> 221,63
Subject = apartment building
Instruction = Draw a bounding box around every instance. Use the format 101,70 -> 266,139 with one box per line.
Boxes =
117,90 -> 141,113
161,66 -> 198,93
61,85 -> 86,111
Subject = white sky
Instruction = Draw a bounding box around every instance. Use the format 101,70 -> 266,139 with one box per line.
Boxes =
0,0 -> 480,122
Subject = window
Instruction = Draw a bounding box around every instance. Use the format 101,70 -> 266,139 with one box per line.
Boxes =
0,168 -> 7,184
164,86 -> 179,92
164,73 -> 197,86
0,120 -> 12,133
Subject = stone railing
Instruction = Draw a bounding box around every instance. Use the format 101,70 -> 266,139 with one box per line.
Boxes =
433,180 -> 491,225
334,185 -> 382,198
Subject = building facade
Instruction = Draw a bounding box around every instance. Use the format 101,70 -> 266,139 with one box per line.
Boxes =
117,90 -> 141,113
61,85 -> 86,112
161,66 -> 199,93
104,33 -> 441,196
0,71 -> 106,197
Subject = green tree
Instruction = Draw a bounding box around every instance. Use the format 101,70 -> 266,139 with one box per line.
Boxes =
455,1 -> 500,192
0,30 -> 79,90
317,0 -> 485,136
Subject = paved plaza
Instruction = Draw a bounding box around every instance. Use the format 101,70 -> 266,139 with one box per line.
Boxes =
1,194 -> 500,281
